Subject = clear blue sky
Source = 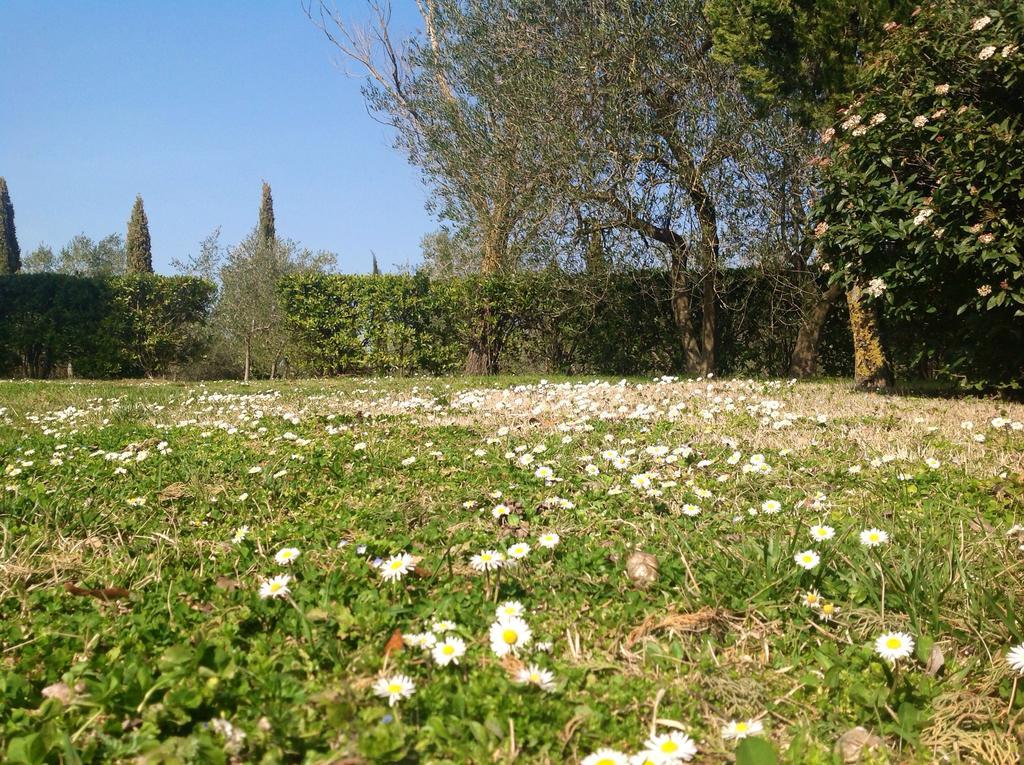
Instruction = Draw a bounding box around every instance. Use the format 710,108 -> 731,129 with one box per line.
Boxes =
1,0 -> 434,274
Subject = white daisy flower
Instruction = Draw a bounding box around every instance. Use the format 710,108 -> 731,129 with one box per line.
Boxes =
379,553 -> 415,582
643,731 -> 698,761
431,636 -> 466,666
274,547 -> 300,565
631,473 -> 654,490
470,550 -> 505,572
802,590 -> 823,609
629,753 -> 669,765
582,750 -> 629,765
496,600 -> 525,619
809,524 -> 835,541
372,674 -> 415,706
258,574 -> 291,599
507,542 -> 531,560
875,631 -> 915,662
722,718 -> 764,740
538,532 -> 561,548
794,550 -> 820,570
488,615 -> 532,657
1006,643 -> 1024,674
859,528 -> 889,547
403,632 -> 437,649
515,664 -> 556,691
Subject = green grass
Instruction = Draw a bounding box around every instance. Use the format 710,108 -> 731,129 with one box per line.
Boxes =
1,377 -> 1023,764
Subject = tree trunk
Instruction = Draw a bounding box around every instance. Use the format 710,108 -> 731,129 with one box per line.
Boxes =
465,304 -> 499,375
789,283 -> 842,377
669,247 -> 703,373
699,268 -> 717,374
243,329 -> 252,382
846,283 -> 893,389
465,233 -> 504,375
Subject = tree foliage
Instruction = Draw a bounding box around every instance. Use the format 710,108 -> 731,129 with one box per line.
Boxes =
0,177 -> 20,274
126,195 -> 153,273
705,0 -> 917,126
30,233 -> 128,277
258,181 -> 276,248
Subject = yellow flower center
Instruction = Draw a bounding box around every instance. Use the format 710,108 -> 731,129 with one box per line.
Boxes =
596,759 -> 616,765
886,637 -> 902,649
387,683 -> 402,693
389,560 -> 403,570
736,722 -> 748,732
269,583 -> 282,592
502,629 -> 519,645
443,645 -> 454,655
660,741 -> 678,752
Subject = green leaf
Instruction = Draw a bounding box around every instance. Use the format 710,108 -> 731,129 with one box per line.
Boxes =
6,734 -> 47,765
735,736 -> 779,765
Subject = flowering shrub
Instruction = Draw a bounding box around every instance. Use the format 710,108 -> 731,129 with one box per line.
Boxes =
816,0 -> 1024,390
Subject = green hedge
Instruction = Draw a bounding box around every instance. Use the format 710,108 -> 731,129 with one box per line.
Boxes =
278,269 -> 855,377
0,273 -> 215,378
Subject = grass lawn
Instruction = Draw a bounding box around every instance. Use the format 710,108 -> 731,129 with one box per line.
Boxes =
2,376 -> 1023,764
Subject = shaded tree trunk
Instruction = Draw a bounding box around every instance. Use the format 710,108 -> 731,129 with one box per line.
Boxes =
847,283 -> 893,389
465,302 -> 499,375
465,231 -> 504,375
670,247 -> 703,373
789,283 -> 842,377
699,267 -> 717,375
243,322 -> 253,383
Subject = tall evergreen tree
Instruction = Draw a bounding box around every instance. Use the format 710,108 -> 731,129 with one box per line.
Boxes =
0,177 -> 21,274
371,251 -> 380,275
125,194 -> 153,273
258,181 -> 276,248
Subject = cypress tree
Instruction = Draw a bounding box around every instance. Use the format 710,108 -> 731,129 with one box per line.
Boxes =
0,177 -> 21,274
125,194 -> 153,273
258,181 -> 276,248
371,251 -> 380,275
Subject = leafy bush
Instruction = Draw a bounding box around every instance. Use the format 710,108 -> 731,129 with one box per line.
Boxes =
112,275 -> 216,378
278,272 -> 467,375
279,270 -> 854,378
0,274 -> 215,378
0,274 -> 114,377
816,0 -> 1024,390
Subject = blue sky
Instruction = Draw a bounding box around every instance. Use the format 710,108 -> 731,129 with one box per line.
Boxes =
1,0 -> 433,274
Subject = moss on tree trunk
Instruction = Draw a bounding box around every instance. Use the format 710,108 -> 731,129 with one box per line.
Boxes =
846,283 -> 893,389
